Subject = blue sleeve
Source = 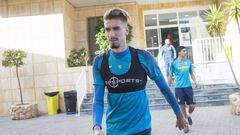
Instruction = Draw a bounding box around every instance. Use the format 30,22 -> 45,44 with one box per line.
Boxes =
92,85 -> 105,128
189,60 -> 193,73
138,51 -> 181,116
170,61 -> 174,75
92,56 -> 105,128
159,46 -> 163,58
93,55 -> 104,85
155,75 -> 181,116
172,45 -> 177,59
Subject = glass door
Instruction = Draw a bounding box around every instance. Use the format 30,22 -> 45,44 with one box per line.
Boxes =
144,7 -> 211,63
160,27 -> 179,49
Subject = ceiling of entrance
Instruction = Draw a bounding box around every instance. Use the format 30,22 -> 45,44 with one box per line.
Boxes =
66,0 -> 192,7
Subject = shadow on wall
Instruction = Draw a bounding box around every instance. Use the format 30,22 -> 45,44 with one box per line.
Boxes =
0,0 -> 94,116
0,0 -> 82,69
0,47 -> 93,116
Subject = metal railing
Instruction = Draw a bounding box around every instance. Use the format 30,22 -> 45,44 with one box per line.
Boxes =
75,67 -> 87,116
193,37 -> 227,64
192,37 -> 239,85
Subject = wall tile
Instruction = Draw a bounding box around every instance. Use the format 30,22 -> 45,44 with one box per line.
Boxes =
0,78 -> 11,90
0,102 -> 10,116
0,68 -> 11,78
34,62 -> 58,75
8,4 -> 30,17
34,75 -> 57,87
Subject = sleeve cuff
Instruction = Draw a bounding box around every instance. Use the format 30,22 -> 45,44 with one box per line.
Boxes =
92,124 -> 102,130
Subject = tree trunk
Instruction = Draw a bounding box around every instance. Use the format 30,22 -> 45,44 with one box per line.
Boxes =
16,66 -> 23,104
219,36 -> 239,88
235,15 -> 240,35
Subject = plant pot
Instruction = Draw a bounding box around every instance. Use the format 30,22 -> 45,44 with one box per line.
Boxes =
9,103 -> 38,120
229,92 -> 240,116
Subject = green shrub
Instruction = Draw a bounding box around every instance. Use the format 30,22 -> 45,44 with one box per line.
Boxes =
67,48 -> 87,67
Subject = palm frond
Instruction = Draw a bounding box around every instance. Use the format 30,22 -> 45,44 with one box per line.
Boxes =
203,4 -> 226,36
224,0 -> 240,20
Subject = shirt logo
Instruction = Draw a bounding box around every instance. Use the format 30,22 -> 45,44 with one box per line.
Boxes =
177,65 -> 189,71
105,76 -> 142,88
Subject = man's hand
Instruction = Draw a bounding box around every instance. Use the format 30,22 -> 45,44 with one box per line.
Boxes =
167,76 -> 173,86
93,126 -> 104,135
176,114 -> 188,130
194,82 -> 200,89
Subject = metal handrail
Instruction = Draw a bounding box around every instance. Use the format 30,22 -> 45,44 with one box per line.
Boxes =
75,67 -> 87,116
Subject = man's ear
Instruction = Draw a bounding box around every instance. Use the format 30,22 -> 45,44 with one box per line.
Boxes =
125,25 -> 129,36
126,30 -> 129,36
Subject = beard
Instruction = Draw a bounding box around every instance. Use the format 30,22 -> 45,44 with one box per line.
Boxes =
109,37 -> 120,49
110,43 -> 120,49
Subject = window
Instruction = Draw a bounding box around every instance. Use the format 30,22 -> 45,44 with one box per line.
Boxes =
179,11 -> 198,24
186,46 -> 194,63
158,13 -> 177,25
145,29 -> 159,48
87,17 -> 102,62
144,7 -> 210,64
144,14 -> 157,27
181,27 -> 191,44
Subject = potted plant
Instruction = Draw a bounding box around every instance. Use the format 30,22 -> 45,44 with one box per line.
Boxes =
2,49 -> 38,120
67,47 -> 88,67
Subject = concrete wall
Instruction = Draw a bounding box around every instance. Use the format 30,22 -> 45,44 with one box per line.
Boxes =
75,2 -> 141,49
0,0 -> 220,116
0,0 -> 88,116
63,0 -> 76,59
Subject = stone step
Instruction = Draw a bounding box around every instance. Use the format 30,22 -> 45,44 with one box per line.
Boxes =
149,99 -> 231,110
80,92 -> 235,109
80,83 -> 238,114
79,99 -> 231,115
85,85 -> 237,96
146,83 -> 236,89
82,87 -> 237,103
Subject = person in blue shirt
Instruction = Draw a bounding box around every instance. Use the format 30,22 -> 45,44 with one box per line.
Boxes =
92,8 -> 188,135
168,46 -> 197,131
159,38 -> 176,78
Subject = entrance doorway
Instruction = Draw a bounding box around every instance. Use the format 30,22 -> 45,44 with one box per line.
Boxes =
160,27 -> 179,49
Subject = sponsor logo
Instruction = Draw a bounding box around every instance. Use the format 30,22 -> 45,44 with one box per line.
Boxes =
105,76 -> 142,88
177,65 -> 189,71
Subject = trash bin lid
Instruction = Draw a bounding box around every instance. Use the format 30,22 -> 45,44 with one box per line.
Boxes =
44,90 -> 59,97
64,90 -> 77,98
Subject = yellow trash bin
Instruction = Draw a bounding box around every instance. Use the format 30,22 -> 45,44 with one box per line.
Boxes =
44,90 -> 59,115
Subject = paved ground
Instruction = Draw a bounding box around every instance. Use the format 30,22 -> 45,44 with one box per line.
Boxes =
0,105 -> 240,135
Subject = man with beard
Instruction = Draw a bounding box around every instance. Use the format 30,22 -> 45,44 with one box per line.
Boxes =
92,8 -> 188,135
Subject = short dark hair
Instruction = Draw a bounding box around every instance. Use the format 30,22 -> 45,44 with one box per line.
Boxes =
103,8 -> 130,23
177,46 -> 186,53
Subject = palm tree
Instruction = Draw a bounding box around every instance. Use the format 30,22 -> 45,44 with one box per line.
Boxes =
204,4 -> 239,88
225,0 -> 240,34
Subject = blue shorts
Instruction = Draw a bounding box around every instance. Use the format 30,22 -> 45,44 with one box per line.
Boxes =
107,128 -> 151,135
175,87 -> 195,105
134,128 -> 151,135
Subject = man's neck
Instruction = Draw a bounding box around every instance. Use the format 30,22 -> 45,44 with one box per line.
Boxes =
112,44 -> 128,53
178,56 -> 185,61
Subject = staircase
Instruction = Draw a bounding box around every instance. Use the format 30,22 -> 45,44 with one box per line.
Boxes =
80,80 -> 239,114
